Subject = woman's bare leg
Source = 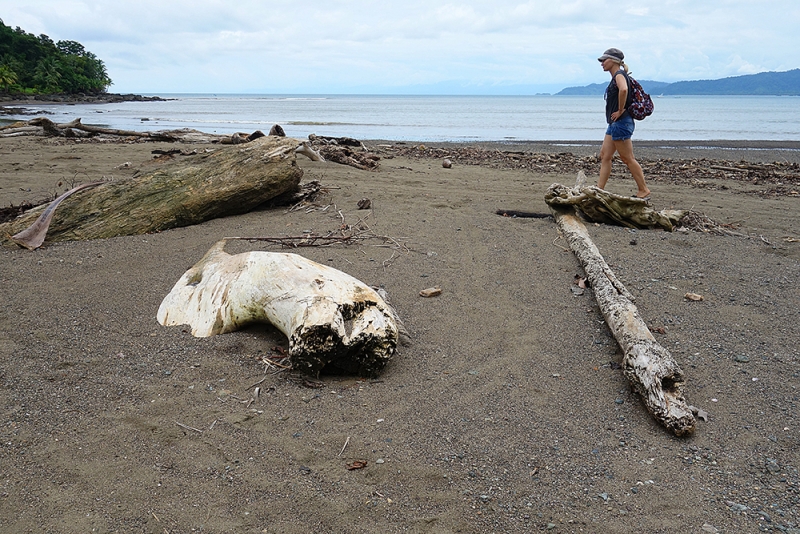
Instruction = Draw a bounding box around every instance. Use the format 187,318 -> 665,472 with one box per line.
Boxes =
613,138 -> 650,197
598,134 -> 616,190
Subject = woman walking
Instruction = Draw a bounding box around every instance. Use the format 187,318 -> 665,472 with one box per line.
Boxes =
597,48 -> 651,200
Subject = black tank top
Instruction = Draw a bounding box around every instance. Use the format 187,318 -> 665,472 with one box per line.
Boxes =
605,70 -> 633,123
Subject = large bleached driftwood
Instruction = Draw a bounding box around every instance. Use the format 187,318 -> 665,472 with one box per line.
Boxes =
1,136 -> 304,247
157,240 -> 398,377
545,177 -> 696,436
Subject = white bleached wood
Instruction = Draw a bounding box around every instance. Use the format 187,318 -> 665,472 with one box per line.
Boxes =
546,176 -> 695,436
157,240 -> 398,377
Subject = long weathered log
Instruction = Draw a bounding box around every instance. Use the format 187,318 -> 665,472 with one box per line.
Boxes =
546,181 -> 695,436
157,240 -> 398,377
29,117 -> 182,141
1,136 -> 303,246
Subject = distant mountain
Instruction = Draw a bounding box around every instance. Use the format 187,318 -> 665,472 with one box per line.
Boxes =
557,81 -> 669,95
556,69 -> 800,96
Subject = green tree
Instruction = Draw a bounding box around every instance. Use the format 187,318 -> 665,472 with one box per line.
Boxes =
33,56 -> 62,92
0,19 -> 112,94
0,64 -> 18,91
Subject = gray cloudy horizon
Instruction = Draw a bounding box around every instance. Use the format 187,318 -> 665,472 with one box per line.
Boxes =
2,1 -> 797,94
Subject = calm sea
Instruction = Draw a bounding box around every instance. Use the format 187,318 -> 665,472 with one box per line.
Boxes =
6,94 -> 800,142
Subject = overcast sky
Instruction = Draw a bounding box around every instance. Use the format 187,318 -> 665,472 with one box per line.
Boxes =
2,1 -> 798,95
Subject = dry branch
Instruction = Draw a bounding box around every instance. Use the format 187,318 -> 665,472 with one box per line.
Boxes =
11,181 -> 105,250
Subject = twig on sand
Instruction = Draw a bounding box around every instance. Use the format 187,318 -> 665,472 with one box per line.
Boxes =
339,436 -> 351,457
248,377 -> 267,389
224,209 -> 412,255
175,421 -> 203,433
552,233 -> 569,252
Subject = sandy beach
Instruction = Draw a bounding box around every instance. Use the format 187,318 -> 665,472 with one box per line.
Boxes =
1,133 -> 798,533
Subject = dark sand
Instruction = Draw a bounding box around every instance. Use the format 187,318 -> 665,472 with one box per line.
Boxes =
1,135 -> 798,533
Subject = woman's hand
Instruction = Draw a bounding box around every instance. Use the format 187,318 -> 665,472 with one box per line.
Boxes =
610,108 -> 625,121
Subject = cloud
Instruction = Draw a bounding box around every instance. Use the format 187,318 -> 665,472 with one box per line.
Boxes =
1,0 -> 798,93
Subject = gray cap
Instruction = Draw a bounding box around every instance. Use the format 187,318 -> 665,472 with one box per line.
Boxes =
598,48 -> 624,62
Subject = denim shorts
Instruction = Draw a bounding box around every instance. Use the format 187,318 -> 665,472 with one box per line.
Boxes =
606,115 -> 635,141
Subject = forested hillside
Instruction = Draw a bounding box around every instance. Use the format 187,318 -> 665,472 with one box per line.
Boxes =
0,19 -> 111,95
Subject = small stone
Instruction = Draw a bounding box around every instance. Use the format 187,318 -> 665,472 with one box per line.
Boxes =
375,458 -> 385,464
726,500 -> 748,512
419,286 -> 442,298
734,355 -> 750,363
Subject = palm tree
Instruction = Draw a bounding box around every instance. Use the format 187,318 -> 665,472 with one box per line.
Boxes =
0,64 -> 18,92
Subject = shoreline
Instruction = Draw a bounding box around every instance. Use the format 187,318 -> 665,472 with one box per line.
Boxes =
0,92 -> 170,116
0,93 -> 169,106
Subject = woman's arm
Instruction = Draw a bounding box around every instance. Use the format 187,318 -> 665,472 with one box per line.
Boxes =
611,73 -> 628,121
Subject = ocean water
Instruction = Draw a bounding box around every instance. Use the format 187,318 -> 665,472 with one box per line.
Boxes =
6,94 -> 800,142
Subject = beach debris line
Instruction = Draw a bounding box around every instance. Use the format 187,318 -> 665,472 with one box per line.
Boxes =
380,144 -> 800,198
545,173 -> 696,436
157,239 -> 400,378
0,136 -> 303,248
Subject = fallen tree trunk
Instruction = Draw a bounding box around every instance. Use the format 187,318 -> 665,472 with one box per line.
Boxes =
1,136 -> 304,246
12,117 -> 232,142
157,240 -> 398,377
545,179 -> 696,436
29,117 -> 185,141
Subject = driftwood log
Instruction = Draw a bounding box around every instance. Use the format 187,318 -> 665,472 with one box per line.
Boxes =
157,240 -> 398,377
544,172 -> 686,231
0,117 -> 276,145
545,176 -> 696,436
0,136 -> 304,247
28,117 -> 191,141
